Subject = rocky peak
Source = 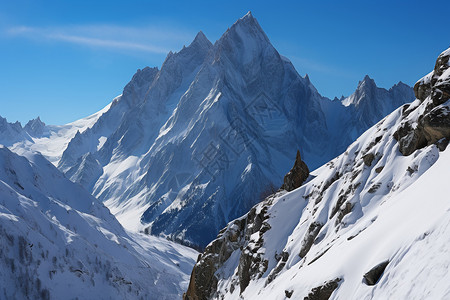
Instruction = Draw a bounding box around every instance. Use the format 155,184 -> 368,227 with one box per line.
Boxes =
24,116 -> 46,136
214,12 -> 272,65
161,30 -> 212,69
341,75 -> 377,107
357,75 -> 377,94
191,30 -> 212,49
281,150 -> 310,192
0,116 -> 22,134
122,66 -> 159,107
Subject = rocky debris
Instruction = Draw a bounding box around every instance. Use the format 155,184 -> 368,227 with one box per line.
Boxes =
363,260 -> 389,285
281,150 -> 310,192
362,153 -> 375,166
184,201 -> 272,299
304,278 -> 342,300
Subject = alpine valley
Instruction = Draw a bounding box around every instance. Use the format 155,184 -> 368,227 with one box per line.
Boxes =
1,11 -> 448,300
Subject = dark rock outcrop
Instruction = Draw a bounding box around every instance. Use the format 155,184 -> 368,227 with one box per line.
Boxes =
304,278 -> 342,300
299,222 -> 323,258
363,260 -> 389,285
421,105 -> 450,144
184,201 -> 272,299
281,150 -> 310,192
395,48 -> 450,156
362,153 -> 375,166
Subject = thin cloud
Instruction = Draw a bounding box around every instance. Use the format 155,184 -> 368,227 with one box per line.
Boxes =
5,24 -> 195,54
288,55 -> 356,78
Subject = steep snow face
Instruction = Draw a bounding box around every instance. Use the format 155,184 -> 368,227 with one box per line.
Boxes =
57,13 -> 333,248
0,146 -> 197,299
53,13 -> 413,249
185,47 -> 450,300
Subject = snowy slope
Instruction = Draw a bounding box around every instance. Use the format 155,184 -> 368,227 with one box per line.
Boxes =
46,12 -> 413,249
185,47 -> 450,299
0,146 -> 197,299
9,103 -> 110,165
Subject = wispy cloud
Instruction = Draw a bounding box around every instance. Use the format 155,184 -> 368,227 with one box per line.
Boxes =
5,24 -> 195,54
288,55 -> 356,78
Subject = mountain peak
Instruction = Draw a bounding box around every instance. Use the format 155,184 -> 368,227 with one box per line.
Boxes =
232,11 -> 263,31
355,75 -> 377,93
190,30 -> 212,49
214,12 -> 271,65
242,11 -> 254,20
360,75 -> 376,86
24,116 -> 46,136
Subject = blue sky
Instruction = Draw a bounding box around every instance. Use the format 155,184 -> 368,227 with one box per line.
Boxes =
1,0 -> 449,125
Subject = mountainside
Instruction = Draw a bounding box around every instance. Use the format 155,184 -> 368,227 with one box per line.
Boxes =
0,146 -> 197,299
185,47 -> 450,300
2,13 -> 414,249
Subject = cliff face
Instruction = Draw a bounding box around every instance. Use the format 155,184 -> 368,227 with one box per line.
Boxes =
184,47 -> 450,300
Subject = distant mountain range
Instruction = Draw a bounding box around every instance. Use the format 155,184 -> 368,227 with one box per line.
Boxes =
0,12 -> 414,249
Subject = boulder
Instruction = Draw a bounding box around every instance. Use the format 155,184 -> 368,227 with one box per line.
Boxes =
421,105 -> 450,144
363,260 -> 389,286
362,153 -> 375,166
304,278 -> 341,300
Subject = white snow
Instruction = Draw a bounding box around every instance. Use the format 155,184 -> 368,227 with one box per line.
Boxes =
0,147 -> 197,299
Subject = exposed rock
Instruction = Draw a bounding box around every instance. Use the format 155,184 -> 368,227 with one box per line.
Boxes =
394,121 -> 427,156
299,222 -> 323,258
281,150 -> 310,192
375,166 -> 384,173
304,278 -> 341,300
363,260 -> 389,286
414,75 -> 432,101
184,201 -> 272,299
362,153 -> 375,166
266,251 -> 289,284
436,138 -> 449,151
397,48 -> 450,156
421,105 -> 450,145
285,289 -> 293,298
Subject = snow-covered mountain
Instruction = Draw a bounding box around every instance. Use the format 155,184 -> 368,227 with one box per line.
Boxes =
184,47 -> 450,300
8,104 -> 110,165
0,146 -> 197,299
2,12 -> 413,249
